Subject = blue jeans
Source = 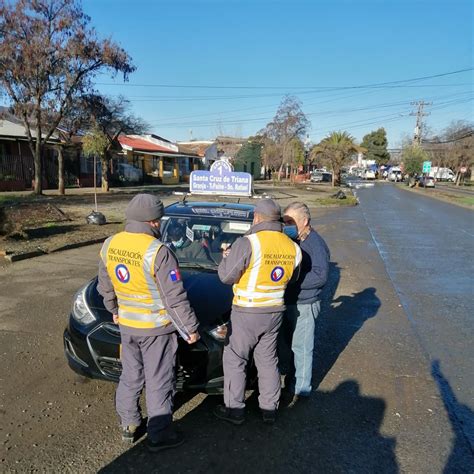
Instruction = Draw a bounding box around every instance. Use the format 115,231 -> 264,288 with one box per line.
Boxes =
279,301 -> 320,396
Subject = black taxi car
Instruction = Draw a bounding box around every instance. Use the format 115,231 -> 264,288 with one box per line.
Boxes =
63,201 -> 255,394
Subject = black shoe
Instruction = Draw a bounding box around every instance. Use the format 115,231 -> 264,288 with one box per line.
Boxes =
121,424 -> 139,444
147,431 -> 185,453
262,409 -> 276,425
213,404 -> 245,425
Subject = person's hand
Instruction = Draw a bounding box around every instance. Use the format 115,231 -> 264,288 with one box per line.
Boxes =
113,314 -> 119,324
221,243 -> 231,258
187,332 -> 200,344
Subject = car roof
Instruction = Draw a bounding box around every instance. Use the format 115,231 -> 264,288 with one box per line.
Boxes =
165,201 -> 255,221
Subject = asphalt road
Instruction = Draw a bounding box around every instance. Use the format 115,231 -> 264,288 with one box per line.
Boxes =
354,183 -> 474,454
0,188 -> 472,472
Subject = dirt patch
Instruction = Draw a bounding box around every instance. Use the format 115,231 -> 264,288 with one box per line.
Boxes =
0,201 -> 125,257
0,202 -> 71,238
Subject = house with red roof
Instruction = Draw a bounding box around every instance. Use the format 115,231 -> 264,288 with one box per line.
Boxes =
117,134 -> 201,185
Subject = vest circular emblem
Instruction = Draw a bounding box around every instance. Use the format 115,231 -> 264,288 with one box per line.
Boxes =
271,266 -> 284,282
115,264 -> 130,283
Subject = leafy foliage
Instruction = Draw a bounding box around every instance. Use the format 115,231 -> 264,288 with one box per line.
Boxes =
312,131 -> 365,186
82,95 -> 149,190
401,145 -> 427,176
361,128 -> 391,165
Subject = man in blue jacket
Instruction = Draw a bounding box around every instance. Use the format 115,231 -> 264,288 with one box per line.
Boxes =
280,202 -> 330,407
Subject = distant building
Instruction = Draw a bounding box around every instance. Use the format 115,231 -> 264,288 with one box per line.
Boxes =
117,134 -> 201,184
215,136 -> 262,179
177,141 -> 218,169
0,106 -> 60,191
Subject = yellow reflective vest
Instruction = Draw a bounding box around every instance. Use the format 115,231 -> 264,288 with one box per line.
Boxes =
100,232 -> 171,329
233,231 -> 302,308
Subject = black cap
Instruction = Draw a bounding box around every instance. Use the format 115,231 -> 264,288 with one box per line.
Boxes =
125,194 -> 164,222
254,199 -> 281,221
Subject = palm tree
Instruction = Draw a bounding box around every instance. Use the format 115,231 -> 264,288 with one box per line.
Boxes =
311,131 -> 366,186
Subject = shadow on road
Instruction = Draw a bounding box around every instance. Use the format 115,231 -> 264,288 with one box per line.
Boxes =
99,380 -> 397,473
313,263 -> 381,389
431,360 -> 474,473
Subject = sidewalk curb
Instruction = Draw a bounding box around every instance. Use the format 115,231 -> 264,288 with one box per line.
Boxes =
2,237 -> 107,263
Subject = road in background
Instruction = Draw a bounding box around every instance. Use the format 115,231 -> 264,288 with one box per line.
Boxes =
355,183 -> 474,453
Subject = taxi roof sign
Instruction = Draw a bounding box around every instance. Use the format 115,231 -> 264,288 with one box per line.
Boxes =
190,159 -> 252,197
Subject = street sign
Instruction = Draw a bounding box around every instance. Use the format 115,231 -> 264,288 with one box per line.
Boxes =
422,161 -> 432,173
190,159 -> 252,196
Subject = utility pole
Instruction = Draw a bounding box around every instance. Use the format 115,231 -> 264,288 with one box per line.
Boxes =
410,100 -> 432,146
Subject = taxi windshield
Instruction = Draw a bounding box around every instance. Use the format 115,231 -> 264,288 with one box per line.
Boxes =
161,216 -> 252,267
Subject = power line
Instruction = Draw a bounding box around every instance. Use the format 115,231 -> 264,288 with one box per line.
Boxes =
144,94 -> 472,129
96,67 -> 472,90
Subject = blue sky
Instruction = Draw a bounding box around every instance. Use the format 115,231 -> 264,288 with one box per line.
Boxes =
85,0 -> 473,147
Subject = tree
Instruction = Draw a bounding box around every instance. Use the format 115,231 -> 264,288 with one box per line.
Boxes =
421,121 -> 473,185
401,144 -> 427,177
56,96 -> 92,194
82,95 -> 148,191
260,96 -> 310,180
440,121 -> 473,185
311,131 -> 365,186
0,0 -> 135,194
361,128 -> 391,166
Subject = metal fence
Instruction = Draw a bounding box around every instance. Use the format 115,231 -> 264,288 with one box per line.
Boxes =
0,154 -> 59,189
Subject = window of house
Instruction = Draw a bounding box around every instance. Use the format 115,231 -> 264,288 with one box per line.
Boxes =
163,157 -> 175,176
133,154 -> 141,167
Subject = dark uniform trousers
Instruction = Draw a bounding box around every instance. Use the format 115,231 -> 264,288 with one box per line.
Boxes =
116,332 -> 178,441
223,309 -> 283,412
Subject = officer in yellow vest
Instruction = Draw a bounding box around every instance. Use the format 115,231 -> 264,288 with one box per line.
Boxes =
213,199 -> 302,425
97,194 -> 199,452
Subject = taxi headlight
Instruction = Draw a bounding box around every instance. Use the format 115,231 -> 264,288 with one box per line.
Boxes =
207,322 -> 229,341
72,286 -> 96,325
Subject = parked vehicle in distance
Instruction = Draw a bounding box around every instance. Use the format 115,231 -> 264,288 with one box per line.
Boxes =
418,176 -> 435,188
363,169 -> 376,180
310,169 -> 332,183
310,170 -> 323,182
429,167 -> 455,182
388,168 -> 402,182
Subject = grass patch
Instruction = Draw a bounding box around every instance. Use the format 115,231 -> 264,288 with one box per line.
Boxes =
313,195 -> 358,207
0,193 -> 37,204
449,195 -> 474,206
